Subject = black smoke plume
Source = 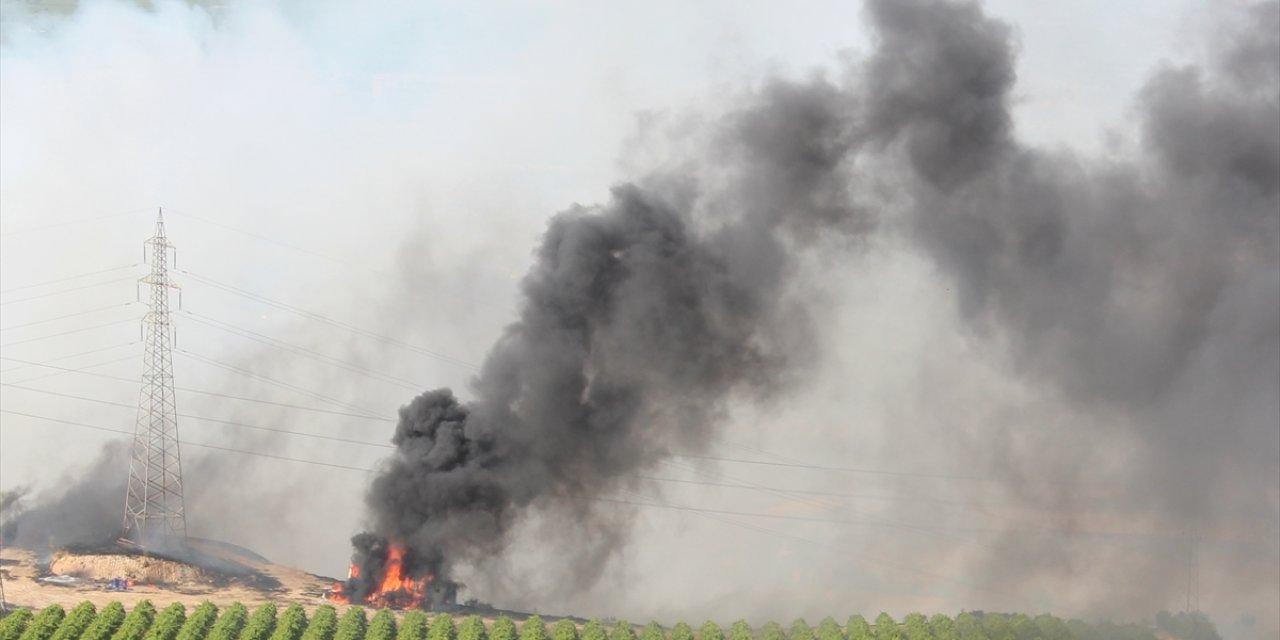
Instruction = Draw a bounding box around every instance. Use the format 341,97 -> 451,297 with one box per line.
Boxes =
347,78 -> 870,594
858,0 -> 1278,614
351,0 -> 1278,624
1,442 -> 127,551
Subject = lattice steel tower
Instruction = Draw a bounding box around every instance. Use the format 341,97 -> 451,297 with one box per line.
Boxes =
123,209 -> 187,545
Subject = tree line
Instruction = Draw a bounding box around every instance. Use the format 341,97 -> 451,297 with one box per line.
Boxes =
0,602 -> 1214,640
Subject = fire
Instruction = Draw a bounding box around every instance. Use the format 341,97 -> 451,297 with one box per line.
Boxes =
327,542 -> 434,609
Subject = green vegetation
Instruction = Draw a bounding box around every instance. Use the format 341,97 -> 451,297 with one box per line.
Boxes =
17,604 -> 64,640
0,608 -> 33,640
789,619 -> 813,640
1155,612 -> 1220,640
551,619 -> 579,640
519,616 -> 546,640
490,617 -> 517,640
81,602 -> 127,640
902,614 -> 929,640
928,615 -> 954,640
611,621 -> 635,640
641,623 -> 665,640
364,610 -> 396,640
980,614 -> 1012,640
873,613 -> 899,640
207,603 -> 248,640
428,614 -> 457,640
240,604 -> 278,640
0,601 -> 1216,640
303,606 -> 339,640
143,603 -> 185,640
459,616 -> 488,640
580,620 -> 606,640
334,608 -> 367,640
1034,615 -> 1070,640
175,603 -> 216,640
271,605 -> 310,640
111,600 -> 156,640
49,602 -> 96,640
816,618 -> 842,640
396,612 -> 427,640
845,617 -> 871,640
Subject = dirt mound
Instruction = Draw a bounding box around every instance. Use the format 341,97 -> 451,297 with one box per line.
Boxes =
49,552 -> 206,585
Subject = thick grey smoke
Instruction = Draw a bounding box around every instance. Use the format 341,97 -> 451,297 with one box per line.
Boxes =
1,442 -> 127,550
853,0 -> 1279,621
354,0 -> 1278,623
356,82 -> 870,590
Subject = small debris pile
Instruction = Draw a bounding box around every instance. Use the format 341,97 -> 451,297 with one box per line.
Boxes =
49,552 -> 205,586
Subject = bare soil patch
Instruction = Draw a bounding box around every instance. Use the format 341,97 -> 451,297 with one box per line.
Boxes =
0,544 -> 339,615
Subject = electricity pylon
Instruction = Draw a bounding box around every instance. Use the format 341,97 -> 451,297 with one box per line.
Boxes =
122,209 -> 187,545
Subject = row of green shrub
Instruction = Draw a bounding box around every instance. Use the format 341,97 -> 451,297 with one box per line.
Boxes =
0,602 -> 1175,640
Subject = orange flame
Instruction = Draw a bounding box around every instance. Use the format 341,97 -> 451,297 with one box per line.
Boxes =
327,542 -> 430,609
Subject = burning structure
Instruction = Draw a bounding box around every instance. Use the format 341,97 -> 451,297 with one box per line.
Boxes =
329,534 -> 456,609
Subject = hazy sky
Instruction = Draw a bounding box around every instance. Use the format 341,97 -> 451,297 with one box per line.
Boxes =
0,1 -> 1274,638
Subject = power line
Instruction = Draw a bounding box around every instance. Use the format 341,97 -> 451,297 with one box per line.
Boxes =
179,310 -> 427,392
0,317 -> 137,348
0,302 -> 138,332
178,269 -> 479,371
164,210 -> 398,281
0,352 -> 1063,493
1,383 -> 393,449
0,341 -> 138,374
0,275 -> 138,306
659,456 -> 907,534
0,264 -> 139,295
654,458 -> 1008,553
0,405 -> 1045,540
0,409 -> 373,473
0,377 -> 1053,530
674,453 -> 996,483
178,438 -> 374,473
176,348 -> 386,419
0,209 -> 150,237
594,496 -> 1004,536
0,355 -> 389,421
654,459 -> 1004,552
608,487 -> 1028,603
183,412 -> 391,449
0,379 -> 1046,525
5,353 -> 139,386
0,350 -> 1087,509
663,455 -> 1014,524
0,399 -> 1164,545
634,473 -> 1009,512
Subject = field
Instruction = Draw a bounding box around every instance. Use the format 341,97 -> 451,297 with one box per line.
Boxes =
0,599 -> 1171,640
0,547 -> 1172,640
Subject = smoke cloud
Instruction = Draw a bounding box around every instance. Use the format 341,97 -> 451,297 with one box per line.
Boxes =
355,76 -> 871,593
352,0 -> 1277,628
859,0 -> 1278,605
1,442 -> 127,550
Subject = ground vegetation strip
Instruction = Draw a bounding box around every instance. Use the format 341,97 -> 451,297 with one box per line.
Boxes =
0,603 -> 1211,640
